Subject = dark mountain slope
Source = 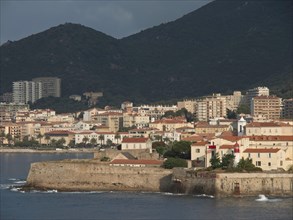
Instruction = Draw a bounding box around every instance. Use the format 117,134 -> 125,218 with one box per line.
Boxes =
1,0 -> 292,107
121,0 -> 292,98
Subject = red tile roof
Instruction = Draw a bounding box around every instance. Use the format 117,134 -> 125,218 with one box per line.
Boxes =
191,141 -> 208,146
46,130 -> 76,135
219,145 -> 235,149
243,148 -> 281,153
246,122 -> 291,127
248,135 -> 293,141
110,159 -> 163,165
122,137 -> 149,143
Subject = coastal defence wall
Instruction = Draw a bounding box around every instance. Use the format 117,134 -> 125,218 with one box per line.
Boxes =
26,160 -> 173,192
172,169 -> 293,197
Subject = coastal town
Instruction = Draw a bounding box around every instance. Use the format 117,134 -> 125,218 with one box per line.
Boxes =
0,77 -> 292,172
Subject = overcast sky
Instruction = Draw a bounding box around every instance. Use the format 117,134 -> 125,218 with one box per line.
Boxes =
0,0 -> 211,44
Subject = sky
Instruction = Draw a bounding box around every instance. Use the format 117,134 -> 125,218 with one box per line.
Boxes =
0,0 -> 211,44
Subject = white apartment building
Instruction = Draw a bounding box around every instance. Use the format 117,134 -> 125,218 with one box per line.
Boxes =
196,94 -> 227,121
32,77 -> 61,98
245,86 -> 269,107
13,81 -> 42,104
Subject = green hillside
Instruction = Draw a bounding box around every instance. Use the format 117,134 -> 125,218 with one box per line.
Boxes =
0,0 -> 292,107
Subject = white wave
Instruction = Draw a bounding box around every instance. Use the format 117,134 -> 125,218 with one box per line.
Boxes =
10,187 -> 21,192
255,194 -> 282,202
162,192 -> 185,196
0,184 -> 11,189
14,181 -> 26,184
8,178 -> 19,181
194,194 -> 215,198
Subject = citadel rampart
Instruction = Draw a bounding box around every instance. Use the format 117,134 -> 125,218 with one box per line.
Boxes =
26,159 -> 173,192
25,160 -> 293,197
172,168 -> 293,197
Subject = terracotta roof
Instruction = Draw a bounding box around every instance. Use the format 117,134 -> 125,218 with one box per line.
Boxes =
243,148 -> 281,153
246,122 -> 291,127
195,124 -> 228,128
219,145 -> 235,149
46,130 -> 76,135
191,141 -> 208,146
248,135 -> 293,141
122,137 -> 149,143
220,136 -> 245,142
182,135 -> 203,142
151,119 -> 186,124
110,159 -> 162,165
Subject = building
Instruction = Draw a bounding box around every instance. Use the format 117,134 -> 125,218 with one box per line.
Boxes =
121,137 -> 152,152
177,100 -> 197,113
251,96 -> 282,120
13,81 -> 42,104
245,122 -> 292,136
149,118 -> 190,132
0,92 -> 13,103
32,77 -> 61,98
224,91 -> 243,111
95,112 -> 123,132
282,99 -> 293,119
245,86 -> 269,107
196,94 -> 227,121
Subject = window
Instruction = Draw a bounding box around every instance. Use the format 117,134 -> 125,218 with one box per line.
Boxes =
268,162 -> 271,166
248,153 -> 251,158
256,161 -> 261,166
196,149 -> 200,153
258,153 -> 260,158
280,161 -> 283,166
269,153 -> 271,158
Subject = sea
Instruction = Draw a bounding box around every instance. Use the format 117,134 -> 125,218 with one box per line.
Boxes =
0,153 -> 292,220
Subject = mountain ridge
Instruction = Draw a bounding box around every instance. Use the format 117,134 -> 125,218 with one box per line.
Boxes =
1,0 -> 292,106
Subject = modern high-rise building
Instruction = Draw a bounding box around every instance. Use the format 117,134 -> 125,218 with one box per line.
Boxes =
32,77 -> 61,98
196,94 -> 227,121
245,86 -> 269,107
13,81 -> 42,104
251,95 -> 282,120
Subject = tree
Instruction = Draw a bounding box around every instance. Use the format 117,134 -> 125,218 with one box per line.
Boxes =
221,154 -> 235,169
106,139 -> 112,147
45,135 -> 51,145
68,140 -> 75,148
90,138 -> 97,147
114,133 -> 121,144
210,153 -> 221,169
98,135 -> 105,145
227,109 -> 237,119
82,137 -> 89,147
172,141 -> 191,159
163,158 -> 187,169
237,157 -> 262,171
36,134 -> 43,145
237,104 -> 250,114
0,131 -> 6,146
6,134 -> 13,146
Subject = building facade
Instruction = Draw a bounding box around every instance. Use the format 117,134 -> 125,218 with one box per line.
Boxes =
32,77 -> 61,98
251,96 -> 282,120
13,81 -> 42,104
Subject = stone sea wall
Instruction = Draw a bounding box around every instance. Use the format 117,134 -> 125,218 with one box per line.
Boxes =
26,160 -> 293,197
26,160 -> 173,192
172,168 -> 293,197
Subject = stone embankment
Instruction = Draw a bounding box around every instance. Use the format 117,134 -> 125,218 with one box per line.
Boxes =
172,168 -> 293,197
25,160 -> 293,197
25,160 -> 173,192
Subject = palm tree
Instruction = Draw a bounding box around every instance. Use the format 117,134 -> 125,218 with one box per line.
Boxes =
90,138 -> 97,147
6,134 -> 13,147
0,131 -> 6,146
98,135 -> 105,146
82,137 -> 89,147
114,133 -> 121,144
36,134 -> 43,145
45,135 -> 50,145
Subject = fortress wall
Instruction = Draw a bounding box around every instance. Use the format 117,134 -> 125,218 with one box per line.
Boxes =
26,160 -> 172,192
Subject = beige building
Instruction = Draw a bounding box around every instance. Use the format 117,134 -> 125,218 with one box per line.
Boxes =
149,118 -> 190,132
224,91 -> 243,111
194,122 -> 232,134
95,112 -> 123,132
196,94 -> 227,121
245,86 -> 270,107
121,137 -> 152,152
44,130 -> 76,146
177,100 -> 197,113
245,122 -> 292,136
123,113 -> 150,128
251,96 -> 282,120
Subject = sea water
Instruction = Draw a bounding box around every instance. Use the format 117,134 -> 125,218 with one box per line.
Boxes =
1,153 -> 292,220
